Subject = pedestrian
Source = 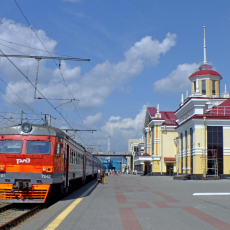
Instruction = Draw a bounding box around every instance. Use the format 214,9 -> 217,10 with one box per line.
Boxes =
100,169 -> 105,184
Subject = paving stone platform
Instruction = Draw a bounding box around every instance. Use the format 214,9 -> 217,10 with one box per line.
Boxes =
14,174 -> 230,230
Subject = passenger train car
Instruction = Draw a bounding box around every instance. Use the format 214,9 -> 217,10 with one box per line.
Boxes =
0,123 -> 104,203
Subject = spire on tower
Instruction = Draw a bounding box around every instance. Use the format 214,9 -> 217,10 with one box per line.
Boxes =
203,26 -> 207,65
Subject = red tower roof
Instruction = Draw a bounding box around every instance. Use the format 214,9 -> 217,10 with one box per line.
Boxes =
189,69 -> 221,79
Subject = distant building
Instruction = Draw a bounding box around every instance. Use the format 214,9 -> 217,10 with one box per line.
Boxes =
128,139 -> 140,156
134,106 -> 178,175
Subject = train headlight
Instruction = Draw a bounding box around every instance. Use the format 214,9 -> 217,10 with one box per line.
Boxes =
21,122 -> 32,133
42,167 -> 46,172
0,166 -> 4,171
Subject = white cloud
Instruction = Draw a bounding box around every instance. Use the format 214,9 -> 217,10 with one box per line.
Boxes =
0,18 -> 176,108
52,62 -> 81,81
101,104 -> 147,137
3,81 -> 35,104
0,18 -> 56,83
153,63 -> 200,93
83,112 -> 102,125
75,105 -> 147,151
51,33 -> 176,108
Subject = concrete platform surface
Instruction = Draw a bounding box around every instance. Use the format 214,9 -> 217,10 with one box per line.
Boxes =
13,175 -> 230,230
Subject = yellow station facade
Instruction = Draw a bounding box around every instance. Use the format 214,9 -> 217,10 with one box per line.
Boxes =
134,106 -> 178,175
134,27 -> 230,179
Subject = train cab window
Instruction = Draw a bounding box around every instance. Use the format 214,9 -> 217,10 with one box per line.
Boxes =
0,140 -> 23,154
26,141 -> 51,154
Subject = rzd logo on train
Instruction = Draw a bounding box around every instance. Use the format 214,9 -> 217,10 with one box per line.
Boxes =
16,158 -> 31,164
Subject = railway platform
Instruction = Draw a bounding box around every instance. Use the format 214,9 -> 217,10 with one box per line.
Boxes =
14,174 -> 230,230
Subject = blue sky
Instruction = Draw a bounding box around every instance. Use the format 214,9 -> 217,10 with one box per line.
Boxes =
0,0 -> 230,151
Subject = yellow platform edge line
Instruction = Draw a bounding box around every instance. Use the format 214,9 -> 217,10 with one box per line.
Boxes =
44,181 -> 98,230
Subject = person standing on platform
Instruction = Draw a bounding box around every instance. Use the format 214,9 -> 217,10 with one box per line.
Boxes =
100,170 -> 105,184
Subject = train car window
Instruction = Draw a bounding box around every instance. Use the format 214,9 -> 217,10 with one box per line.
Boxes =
0,140 -> 23,154
26,141 -> 51,154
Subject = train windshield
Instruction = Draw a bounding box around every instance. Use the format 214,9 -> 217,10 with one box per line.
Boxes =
26,141 -> 51,154
0,140 -> 23,154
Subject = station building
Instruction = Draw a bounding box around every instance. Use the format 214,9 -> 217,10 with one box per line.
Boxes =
175,64 -> 230,179
175,27 -> 230,179
134,106 -> 178,175
133,27 -> 230,179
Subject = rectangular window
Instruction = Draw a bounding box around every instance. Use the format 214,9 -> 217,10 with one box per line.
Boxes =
212,80 -> 216,95
202,80 -> 206,95
0,140 -> 23,154
193,81 -> 196,92
26,141 -> 51,154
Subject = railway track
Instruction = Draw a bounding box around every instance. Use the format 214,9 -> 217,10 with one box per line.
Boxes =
0,203 -> 41,230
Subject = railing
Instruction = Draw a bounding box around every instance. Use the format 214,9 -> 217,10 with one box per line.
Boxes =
190,92 -> 229,98
206,106 -> 230,116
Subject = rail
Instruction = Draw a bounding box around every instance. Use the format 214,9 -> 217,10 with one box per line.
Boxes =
0,204 -> 41,230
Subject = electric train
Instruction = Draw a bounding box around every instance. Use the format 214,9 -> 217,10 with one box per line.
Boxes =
0,122 -> 104,203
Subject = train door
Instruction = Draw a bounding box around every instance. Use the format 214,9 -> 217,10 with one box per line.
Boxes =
65,144 -> 70,188
83,154 -> 86,181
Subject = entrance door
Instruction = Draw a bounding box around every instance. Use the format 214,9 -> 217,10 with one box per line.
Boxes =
166,163 -> 174,176
144,162 -> 150,175
207,126 -> 223,175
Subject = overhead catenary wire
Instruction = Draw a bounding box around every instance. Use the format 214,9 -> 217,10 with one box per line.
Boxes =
13,0 -> 91,131
0,47 -> 86,146
0,87 -> 30,112
0,75 -> 40,117
0,38 -> 76,58
0,42 -> 30,56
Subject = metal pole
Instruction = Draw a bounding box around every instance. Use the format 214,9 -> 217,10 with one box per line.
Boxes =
34,58 -> 41,99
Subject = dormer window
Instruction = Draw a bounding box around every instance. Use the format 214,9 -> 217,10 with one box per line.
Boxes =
212,80 -> 216,95
202,80 -> 206,95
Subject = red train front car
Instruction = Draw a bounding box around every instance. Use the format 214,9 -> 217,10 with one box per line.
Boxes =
0,123 -> 103,203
